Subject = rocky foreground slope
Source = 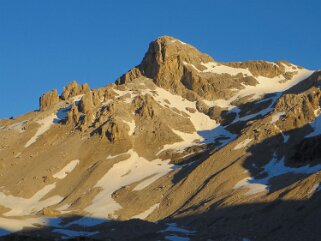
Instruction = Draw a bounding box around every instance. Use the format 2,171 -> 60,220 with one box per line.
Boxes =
0,36 -> 321,241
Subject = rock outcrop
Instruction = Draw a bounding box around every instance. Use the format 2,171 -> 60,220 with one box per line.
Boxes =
117,36 -> 215,101
100,118 -> 129,143
117,36 -> 302,104
2,36 -> 321,241
225,60 -> 296,78
67,103 -> 80,126
60,80 -> 90,100
39,89 -> 59,111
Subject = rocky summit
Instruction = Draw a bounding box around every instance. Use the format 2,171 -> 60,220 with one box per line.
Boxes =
1,36 -> 321,241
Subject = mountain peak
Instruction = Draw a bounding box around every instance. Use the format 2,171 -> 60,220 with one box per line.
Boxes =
117,36 -> 308,104
116,36 -> 214,101
2,36 -> 321,241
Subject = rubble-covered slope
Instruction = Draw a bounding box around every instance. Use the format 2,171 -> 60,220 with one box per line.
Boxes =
0,36 -> 321,241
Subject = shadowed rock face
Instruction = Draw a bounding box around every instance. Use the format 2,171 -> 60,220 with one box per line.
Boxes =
1,36 -> 321,241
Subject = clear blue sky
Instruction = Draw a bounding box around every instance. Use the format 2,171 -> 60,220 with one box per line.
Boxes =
0,0 -> 320,118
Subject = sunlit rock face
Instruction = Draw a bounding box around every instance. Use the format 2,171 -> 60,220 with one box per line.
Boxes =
0,37 -> 321,241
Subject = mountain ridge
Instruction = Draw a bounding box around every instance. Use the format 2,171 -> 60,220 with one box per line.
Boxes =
0,36 -> 321,241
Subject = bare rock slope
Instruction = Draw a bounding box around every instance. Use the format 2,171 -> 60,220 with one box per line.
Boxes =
0,36 -> 321,241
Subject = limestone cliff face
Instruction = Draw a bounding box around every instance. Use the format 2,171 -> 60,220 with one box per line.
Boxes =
225,60 -> 295,78
67,103 -> 80,126
2,36 -> 321,241
39,89 -> 59,111
61,80 -> 90,100
117,36 -> 214,101
100,118 -> 129,143
117,36 -> 303,103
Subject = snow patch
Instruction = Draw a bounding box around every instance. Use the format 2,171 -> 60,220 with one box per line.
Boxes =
7,121 -> 28,133
204,66 -> 313,111
201,62 -> 252,76
151,87 -> 217,131
0,217 -> 62,237
0,217 -> 40,236
234,138 -> 252,150
131,203 -> 159,220
122,119 -> 136,136
0,184 -> 63,216
157,130 -> 202,155
171,39 -> 187,45
308,183 -> 321,194
234,178 -> 268,195
236,154 -> 321,195
53,160 -> 80,179
271,112 -> 285,124
85,150 -> 175,218
25,113 -> 57,147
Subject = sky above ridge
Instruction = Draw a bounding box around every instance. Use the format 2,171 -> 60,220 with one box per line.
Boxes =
0,0 -> 320,118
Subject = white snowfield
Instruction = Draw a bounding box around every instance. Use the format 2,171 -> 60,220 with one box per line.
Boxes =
157,130 -> 202,155
113,78 -> 240,157
308,182 -> 321,195
152,86 -> 217,131
234,138 -> 252,150
0,184 -> 63,216
132,203 -> 160,220
25,113 -> 57,148
7,120 -> 28,133
0,158 -> 86,237
0,216 -> 98,238
170,39 -> 187,45
122,119 -> 136,136
0,217 -> 57,236
114,83 -> 218,132
197,62 -> 314,109
24,99 -> 78,148
0,63 -> 316,237
114,81 -> 228,155
270,112 -> 286,124
85,149 -> 176,218
201,62 -> 253,76
53,160 -> 80,179
0,158 -> 80,217
235,154 -> 321,196
234,178 -> 268,196
182,62 -> 314,153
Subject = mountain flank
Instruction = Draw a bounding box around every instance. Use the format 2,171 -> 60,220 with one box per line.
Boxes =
0,36 -> 321,241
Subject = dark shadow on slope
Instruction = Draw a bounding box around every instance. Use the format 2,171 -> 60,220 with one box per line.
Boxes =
3,195 -> 321,241
169,90 -> 289,189
0,216 -> 165,241
2,73 -> 321,241
240,118 -> 321,193
171,193 -> 321,241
